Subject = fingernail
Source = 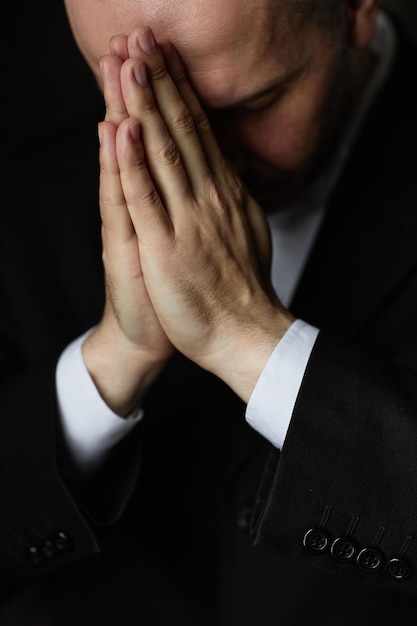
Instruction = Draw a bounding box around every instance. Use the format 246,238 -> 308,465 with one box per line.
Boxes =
129,122 -> 141,144
98,123 -> 103,145
134,63 -> 148,86
139,29 -> 157,55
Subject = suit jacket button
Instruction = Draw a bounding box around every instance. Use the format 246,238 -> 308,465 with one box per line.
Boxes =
53,531 -> 73,553
303,528 -> 330,553
236,504 -> 253,533
386,558 -> 410,580
41,539 -> 56,559
27,546 -> 43,566
357,548 -> 383,572
330,537 -> 357,562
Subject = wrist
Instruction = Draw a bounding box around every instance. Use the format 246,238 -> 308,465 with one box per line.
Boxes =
82,322 -> 171,416
200,308 -> 294,403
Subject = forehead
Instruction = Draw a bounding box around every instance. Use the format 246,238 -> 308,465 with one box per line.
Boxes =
64,0 -> 311,106
159,0 -> 305,106
65,0 -> 283,54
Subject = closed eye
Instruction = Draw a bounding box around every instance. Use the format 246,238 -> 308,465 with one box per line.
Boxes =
236,88 -> 283,113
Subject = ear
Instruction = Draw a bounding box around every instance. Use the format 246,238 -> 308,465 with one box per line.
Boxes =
346,0 -> 379,48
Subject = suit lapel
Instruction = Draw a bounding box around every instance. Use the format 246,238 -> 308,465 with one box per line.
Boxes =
290,28 -> 417,339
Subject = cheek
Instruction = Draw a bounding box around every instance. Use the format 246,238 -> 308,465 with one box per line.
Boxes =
230,53 -> 348,174
234,101 -> 322,172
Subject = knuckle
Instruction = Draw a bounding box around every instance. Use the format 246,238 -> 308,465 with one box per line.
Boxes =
173,69 -> 188,88
173,106 -> 195,134
157,141 -> 181,167
99,193 -> 111,218
131,151 -> 147,170
141,93 -> 158,113
99,152 -> 114,173
98,190 -> 111,212
193,108 -> 211,132
99,152 -> 107,171
99,190 -> 125,217
140,185 -> 161,207
102,248 -> 111,272
104,98 -> 126,118
206,184 -> 228,213
150,62 -> 168,83
225,169 -> 244,199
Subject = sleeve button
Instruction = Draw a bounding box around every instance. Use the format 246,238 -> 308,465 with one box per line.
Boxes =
41,539 -> 56,559
27,546 -> 43,566
235,504 -> 253,534
357,547 -> 383,572
53,531 -> 73,553
330,537 -> 357,562
303,528 -> 330,553
386,558 -> 410,580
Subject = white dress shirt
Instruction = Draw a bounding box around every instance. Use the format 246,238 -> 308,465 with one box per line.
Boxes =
56,11 -> 395,475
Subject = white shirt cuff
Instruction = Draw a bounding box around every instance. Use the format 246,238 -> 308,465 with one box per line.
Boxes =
55,328 -> 143,475
245,319 -> 319,449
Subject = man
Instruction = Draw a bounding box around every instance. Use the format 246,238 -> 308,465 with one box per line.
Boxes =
1,0 -> 417,623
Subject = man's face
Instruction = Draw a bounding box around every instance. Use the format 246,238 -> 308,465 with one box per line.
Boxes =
64,0 -> 358,204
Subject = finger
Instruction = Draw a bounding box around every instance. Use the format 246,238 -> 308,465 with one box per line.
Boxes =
116,117 -> 172,243
109,34 -> 129,61
124,28 -> 212,191
99,54 -> 128,125
98,121 -> 134,244
161,43 -> 250,211
119,59 -> 195,214
161,41 -> 228,177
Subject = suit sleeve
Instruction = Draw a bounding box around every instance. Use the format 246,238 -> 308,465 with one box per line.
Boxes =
0,359 -> 144,589
0,116 -> 142,589
251,331 -> 417,595
0,364 -> 100,587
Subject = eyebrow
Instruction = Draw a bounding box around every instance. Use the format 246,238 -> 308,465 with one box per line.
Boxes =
215,63 -> 307,111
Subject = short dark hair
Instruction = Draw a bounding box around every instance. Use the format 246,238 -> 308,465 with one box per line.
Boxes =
285,0 -> 344,29
281,0 -> 345,42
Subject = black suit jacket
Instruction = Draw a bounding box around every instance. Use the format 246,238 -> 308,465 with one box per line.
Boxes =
1,11 -> 417,626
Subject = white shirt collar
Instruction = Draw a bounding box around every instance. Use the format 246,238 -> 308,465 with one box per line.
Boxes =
267,11 -> 397,307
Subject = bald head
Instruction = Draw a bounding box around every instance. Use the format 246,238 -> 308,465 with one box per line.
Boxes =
64,0 -> 343,78
65,0 -> 278,72
63,0 -> 378,200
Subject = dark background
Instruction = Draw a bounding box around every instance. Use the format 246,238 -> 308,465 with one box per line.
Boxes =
2,0 -> 417,153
